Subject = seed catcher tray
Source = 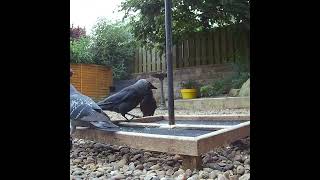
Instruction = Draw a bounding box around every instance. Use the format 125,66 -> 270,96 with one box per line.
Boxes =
73,114 -> 250,170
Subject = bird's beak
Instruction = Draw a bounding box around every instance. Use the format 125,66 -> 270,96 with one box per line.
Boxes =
148,82 -> 157,89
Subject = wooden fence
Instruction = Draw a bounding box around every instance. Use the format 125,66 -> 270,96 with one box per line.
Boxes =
70,64 -> 113,101
133,25 -> 249,73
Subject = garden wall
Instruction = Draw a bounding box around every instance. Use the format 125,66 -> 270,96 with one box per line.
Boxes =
129,63 -> 236,102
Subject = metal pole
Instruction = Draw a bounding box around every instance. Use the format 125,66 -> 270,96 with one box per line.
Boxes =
164,0 -> 175,125
160,79 -> 166,109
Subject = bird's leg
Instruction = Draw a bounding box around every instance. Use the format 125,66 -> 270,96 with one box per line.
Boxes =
122,113 -> 141,121
122,113 -> 140,121
122,114 -> 131,121
126,112 -> 141,119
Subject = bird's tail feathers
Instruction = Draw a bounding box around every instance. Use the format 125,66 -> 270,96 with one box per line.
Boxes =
97,101 -> 113,106
80,111 -> 119,129
90,121 -> 119,131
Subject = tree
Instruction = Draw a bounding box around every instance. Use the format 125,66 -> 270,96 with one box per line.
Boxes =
70,36 -> 94,64
120,0 -> 250,51
91,18 -> 136,80
70,25 -> 87,41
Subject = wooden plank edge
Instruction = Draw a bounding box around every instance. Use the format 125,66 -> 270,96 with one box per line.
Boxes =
74,128 -> 198,156
195,121 -> 250,155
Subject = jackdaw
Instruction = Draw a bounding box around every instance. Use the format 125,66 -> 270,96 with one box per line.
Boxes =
97,79 -> 157,120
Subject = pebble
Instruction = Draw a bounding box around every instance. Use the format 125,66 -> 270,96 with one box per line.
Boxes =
150,164 -> 161,170
187,174 -> 199,180
144,174 -> 158,180
136,164 -> 144,170
111,174 -> 126,180
234,155 -> 242,162
108,154 -> 116,162
144,162 -> 155,169
131,154 -> 143,161
210,170 -> 221,178
229,175 -> 239,180
166,169 -> 174,176
203,168 -> 213,173
173,169 -> 185,177
120,147 -> 130,154
117,157 -> 128,167
244,158 -> 250,165
236,165 -> 245,175
134,170 -> 144,176
223,164 -> 234,171
206,163 -> 224,171
173,154 -> 183,161
148,157 -> 160,162
217,174 -> 228,180
239,173 -> 250,180
128,162 -> 136,170
241,156 -> 248,162
198,171 -> 209,179
184,169 -> 192,178
175,174 -> 187,180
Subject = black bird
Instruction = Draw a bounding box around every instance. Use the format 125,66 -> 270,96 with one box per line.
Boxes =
97,79 -> 157,121
140,92 -> 157,117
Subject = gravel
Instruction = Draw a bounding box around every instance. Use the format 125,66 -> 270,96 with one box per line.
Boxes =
71,108 -> 250,179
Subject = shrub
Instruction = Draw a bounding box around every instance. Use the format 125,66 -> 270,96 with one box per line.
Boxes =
200,85 -> 214,97
231,72 -> 250,89
180,80 -> 199,89
70,36 -> 94,64
91,19 -> 136,80
70,25 -> 86,40
200,62 -> 250,97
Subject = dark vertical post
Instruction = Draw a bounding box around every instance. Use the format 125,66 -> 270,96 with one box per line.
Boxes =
160,78 -> 166,108
164,0 -> 175,125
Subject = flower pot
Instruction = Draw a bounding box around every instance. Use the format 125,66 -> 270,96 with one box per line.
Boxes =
180,89 -> 197,99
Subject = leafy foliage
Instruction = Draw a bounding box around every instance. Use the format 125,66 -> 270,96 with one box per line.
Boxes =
70,36 -> 94,64
200,62 -> 250,97
180,80 -> 200,89
120,0 -> 250,51
200,78 -> 231,97
91,19 -> 136,80
70,20 -> 136,80
70,25 -> 87,41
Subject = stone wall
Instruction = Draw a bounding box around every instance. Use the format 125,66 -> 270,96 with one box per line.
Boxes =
129,63 -> 236,102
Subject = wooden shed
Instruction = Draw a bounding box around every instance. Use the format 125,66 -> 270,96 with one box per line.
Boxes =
70,63 -> 112,101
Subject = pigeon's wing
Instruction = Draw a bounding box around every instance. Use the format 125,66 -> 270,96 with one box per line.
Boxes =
70,83 -> 118,130
70,95 -> 118,128
70,95 -> 98,120
79,93 -> 103,111
80,110 -> 118,128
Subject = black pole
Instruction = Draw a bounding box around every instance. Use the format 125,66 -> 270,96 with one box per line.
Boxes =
160,78 -> 165,108
164,0 -> 175,125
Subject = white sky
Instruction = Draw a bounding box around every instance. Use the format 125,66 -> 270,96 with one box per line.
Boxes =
70,0 -> 125,34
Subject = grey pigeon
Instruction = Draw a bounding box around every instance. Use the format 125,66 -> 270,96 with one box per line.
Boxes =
70,84 -> 118,148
